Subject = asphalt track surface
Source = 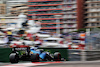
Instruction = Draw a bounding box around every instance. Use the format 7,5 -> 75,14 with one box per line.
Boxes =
0,61 -> 100,67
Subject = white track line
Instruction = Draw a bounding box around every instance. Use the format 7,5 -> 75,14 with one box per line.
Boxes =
1,63 -> 49,67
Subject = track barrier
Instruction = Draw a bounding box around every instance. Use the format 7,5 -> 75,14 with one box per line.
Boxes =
68,49 -> 100,61
0,48 -> 12,62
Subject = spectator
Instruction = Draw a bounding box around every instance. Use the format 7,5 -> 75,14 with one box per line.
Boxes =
17,29 -> 25,37
7,30 -> 12,36
27,33 -> 33,40
22,20 -> 28,28
7,30 -> 13,44
3,35 -> 9,47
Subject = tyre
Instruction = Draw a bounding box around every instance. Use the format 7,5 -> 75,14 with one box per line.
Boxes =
9,53 -> 19,63
54,52 -> 61,61
30,53 -> 39,62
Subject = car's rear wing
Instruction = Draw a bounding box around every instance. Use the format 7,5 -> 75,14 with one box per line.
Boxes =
12,47 -> 30,51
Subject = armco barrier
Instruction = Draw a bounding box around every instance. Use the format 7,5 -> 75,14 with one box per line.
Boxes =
68,49 -> 81,61
85,50 -> 100,61
68,49 -> 100,61
39,48 -> 68,60
0,48 -> 12,62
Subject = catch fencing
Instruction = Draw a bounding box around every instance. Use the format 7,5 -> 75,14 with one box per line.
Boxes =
85,28 -> 100,50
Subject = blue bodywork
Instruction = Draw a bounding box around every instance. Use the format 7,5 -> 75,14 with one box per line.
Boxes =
30,48 -> 47,59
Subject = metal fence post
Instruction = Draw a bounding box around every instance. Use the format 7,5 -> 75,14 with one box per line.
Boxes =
81,50 -> 86,61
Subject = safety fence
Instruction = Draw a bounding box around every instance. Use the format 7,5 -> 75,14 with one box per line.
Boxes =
85,28 -> 100,50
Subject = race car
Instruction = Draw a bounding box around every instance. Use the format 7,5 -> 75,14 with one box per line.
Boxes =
9,47 -> 62,63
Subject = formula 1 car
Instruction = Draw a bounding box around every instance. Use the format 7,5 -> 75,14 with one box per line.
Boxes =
9,47 -> 62,63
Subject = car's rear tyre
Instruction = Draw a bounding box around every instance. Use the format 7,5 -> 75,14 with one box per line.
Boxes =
9,53 -> 19,63
30,53 -> 39,62
54,52 -> 61,61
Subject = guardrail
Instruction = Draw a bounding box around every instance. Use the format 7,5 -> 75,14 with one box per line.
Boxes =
0,48 -> 12,62
68,49 -> 100,61
68,49 -> 81,61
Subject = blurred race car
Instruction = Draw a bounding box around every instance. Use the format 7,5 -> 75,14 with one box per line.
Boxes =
9,47 -> 62,63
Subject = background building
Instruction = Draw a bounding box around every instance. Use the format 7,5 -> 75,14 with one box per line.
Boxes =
63,0 -> 84,32
84,0 -> 100,28
63,0 -> 78,33
28,0 -> 84,33
0,16 -> 18,29
28,0 -> 63,33
0,0 -> 8,16
0,0 -> 7,4
0,0 -> 86,33
0,4 -> 6,15
6,0 -> 28,14
10,4 -> 28,16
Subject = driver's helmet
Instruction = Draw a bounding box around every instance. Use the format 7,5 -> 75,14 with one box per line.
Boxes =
30,47 -> 38,50
39,49 -> 44,53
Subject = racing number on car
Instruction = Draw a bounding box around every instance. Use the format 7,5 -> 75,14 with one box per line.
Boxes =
30,51 -> 33,54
